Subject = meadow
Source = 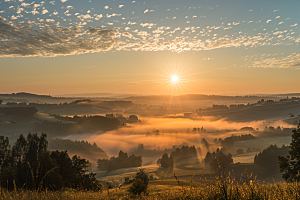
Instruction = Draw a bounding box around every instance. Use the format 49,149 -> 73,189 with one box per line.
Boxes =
1,178 -> 299,200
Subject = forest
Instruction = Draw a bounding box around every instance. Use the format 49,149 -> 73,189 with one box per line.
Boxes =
0,133 -> 101,191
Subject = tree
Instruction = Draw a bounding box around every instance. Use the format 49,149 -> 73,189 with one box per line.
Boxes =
0,136 -> 10,167
279,124 -> 300,182
157,153 -> 173,168
50,150 -> 74,187
207,148 -> 233,173
128,115 -> 138,121
0,100 -> 2,104
72,155 -> 89,189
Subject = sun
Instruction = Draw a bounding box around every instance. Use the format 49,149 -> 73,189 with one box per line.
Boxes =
155,65 -> 191,95
171,75 -> 179,83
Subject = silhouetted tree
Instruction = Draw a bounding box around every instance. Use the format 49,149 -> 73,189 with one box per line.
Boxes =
50,150 -> 74,187
279,125 -> 300,182
205,148 -> 233,173
129,115 -> 139,121
157,153 -> 173,168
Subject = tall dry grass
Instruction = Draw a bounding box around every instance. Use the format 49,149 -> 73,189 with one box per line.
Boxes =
0,174 -> 299,200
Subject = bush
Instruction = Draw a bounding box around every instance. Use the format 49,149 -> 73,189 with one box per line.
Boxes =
128,179 -> 147,195
128,168 -> 149,196
236,149 -> 244,154
135,168 -> 149,186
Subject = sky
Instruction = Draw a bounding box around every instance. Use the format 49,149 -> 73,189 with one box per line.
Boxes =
0,0 -> 299,96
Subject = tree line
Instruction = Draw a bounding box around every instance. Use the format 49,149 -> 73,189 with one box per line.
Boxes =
0,107 -> 38,116
48,138 -> 108,155
254,144 -> 289,170
157,145 -> 198,168
0,133 -> 101,191
51,114 -> 121,131
214,134 -> 256,147
97,150 -> 142,171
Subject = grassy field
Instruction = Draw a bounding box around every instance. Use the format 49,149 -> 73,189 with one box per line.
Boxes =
0,178 -> 299,200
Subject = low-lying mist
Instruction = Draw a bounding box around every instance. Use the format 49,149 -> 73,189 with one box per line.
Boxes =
65,117 -> 294,158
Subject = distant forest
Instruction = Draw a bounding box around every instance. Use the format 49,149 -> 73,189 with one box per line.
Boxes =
51,114 -> 122,131
48,138 -> 108,159
0,107 -> 37,116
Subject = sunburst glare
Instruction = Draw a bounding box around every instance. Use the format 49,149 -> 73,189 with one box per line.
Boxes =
159,65 -> 191,95
171,75 -> 179,83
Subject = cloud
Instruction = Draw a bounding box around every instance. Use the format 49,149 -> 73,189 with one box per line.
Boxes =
94,14 -> 103,20
42,9 -> 49,15
62,6 -> 73,10
207,37 -> 240,49
251,53 -> 300,68
77,14 -> 92,20
0,19 -> 118,57
291,23 -> 297,27
61,0 -> 68,2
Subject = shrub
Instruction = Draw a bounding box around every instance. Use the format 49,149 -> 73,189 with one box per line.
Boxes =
128,168 -> 149,196
128,179 -> 147,195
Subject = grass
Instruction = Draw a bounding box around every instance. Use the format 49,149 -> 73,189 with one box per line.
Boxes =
154,166 -> 211,179
1,178 -> 300,200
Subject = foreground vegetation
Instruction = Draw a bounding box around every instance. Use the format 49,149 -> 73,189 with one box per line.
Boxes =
0,178 -> 299,200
